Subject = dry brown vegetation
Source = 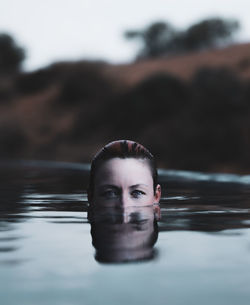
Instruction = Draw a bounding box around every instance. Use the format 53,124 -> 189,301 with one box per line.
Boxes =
1,43 -> 250,173
103,43 -> 250,86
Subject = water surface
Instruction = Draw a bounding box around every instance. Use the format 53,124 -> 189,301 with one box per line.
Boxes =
1,161 -> 250,305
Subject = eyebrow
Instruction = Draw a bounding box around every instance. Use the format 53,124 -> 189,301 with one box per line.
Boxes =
129,184 -> 148,189
97,184 -> 148,189
97,184 -> 119,189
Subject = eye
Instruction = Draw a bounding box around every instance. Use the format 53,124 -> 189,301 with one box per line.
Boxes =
131,190 -> 146,198
100,189 -> 119,199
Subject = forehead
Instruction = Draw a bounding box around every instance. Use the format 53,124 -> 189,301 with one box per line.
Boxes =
94,157 -> 153,185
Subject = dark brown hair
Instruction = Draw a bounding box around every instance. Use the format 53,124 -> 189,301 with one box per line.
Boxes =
88,140 -> 158,200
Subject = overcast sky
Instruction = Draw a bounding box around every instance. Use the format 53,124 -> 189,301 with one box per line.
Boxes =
1,0 -> 250,71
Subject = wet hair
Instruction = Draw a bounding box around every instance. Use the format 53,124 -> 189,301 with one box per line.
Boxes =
88,140 -> 158,200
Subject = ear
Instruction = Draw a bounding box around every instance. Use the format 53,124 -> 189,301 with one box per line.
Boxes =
154,184 -> 161,203
153,184 -> 161,220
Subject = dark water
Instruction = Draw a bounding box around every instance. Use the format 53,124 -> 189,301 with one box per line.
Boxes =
1,161 -> 250,305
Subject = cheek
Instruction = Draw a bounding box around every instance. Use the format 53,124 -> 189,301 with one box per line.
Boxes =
150,191 -> 156,202
142,189 -> 155,203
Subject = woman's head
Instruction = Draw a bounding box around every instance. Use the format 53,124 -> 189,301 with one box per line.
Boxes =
88,140 -> 161,207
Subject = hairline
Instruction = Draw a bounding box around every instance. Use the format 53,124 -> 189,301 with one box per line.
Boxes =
89,156 -> 158,200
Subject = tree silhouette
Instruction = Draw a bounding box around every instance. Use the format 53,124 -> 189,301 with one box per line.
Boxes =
183,18 -> 240,51
0,33 -> 25,73
125,17 -> 240,59
125,21 -> 176,58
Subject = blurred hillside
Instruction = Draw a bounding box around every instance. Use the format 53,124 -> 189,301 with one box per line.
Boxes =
105,42 -> 250,86
1,41 -> 250,172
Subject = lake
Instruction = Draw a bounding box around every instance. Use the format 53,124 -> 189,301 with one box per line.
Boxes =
1,160 -> 250,305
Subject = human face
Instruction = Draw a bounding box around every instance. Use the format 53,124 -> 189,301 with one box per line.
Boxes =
91,157 -> 161,207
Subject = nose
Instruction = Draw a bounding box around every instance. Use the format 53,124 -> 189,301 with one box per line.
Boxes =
113,191 -> 132,223
123,207 -> 133,223
120,191 -> 130,206
117,194 -> 127,223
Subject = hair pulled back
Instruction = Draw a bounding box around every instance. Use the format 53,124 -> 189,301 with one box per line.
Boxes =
88,140 -> 158,199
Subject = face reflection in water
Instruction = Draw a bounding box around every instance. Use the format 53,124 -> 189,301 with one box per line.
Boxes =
88,158 -> 161,263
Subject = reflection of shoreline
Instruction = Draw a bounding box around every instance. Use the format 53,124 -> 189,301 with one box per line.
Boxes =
159,195 -> 250,232
0,163 -> 89,258
88,206 -> 159,264
2,162 -> 250,259
159,211 -> 250,232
